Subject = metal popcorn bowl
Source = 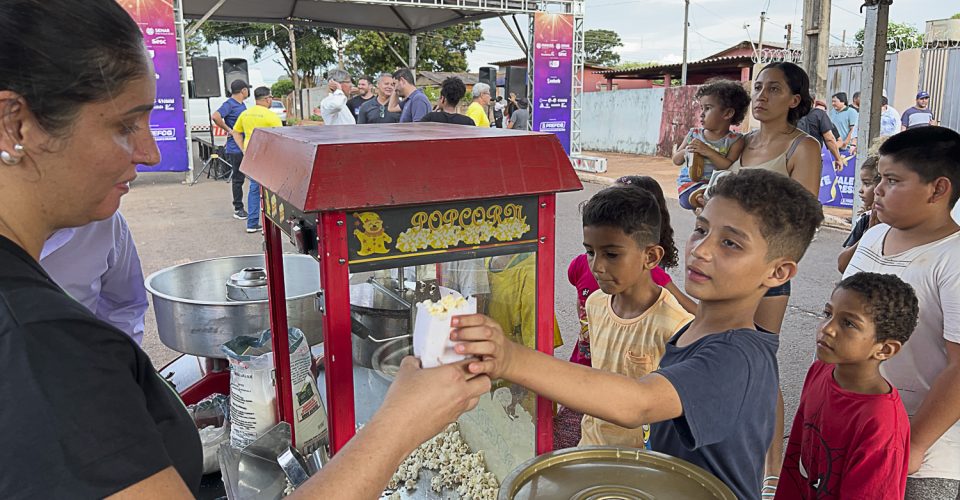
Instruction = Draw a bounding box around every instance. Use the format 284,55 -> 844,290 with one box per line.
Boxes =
146,254 -> 323,358
499,447 -> 736,500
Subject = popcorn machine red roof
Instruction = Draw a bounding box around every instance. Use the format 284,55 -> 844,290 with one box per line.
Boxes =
240,123 -> 582,479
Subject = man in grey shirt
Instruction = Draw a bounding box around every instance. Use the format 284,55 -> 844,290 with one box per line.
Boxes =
357,73 -> 401,124
507,98 -> 530,130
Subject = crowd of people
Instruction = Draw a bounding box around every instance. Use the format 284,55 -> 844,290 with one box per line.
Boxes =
216,70 -> 531,233
649,62 -> 957,499
2,0 -> 959,499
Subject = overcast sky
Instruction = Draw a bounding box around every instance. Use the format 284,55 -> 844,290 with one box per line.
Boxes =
468,0 -> 956,68
216,0 -> 956,84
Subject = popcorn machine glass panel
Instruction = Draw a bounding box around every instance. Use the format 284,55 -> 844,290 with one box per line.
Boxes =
347,252 -> 544,488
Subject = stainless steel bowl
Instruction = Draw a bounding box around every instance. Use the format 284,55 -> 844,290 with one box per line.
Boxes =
145,254 -> 323,358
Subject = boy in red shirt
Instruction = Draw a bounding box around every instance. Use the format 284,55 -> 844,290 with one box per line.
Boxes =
776,272 -> 919,499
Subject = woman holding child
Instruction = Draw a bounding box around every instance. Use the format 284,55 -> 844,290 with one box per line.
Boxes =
732,62 -> 823,333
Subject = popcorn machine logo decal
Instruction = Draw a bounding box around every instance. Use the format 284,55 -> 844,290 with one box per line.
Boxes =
394,203 -> 530,253
346,198 -> 538,265
353,212 -> 393,256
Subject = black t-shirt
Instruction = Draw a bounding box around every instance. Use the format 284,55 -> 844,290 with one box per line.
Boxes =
347,95 -> 376,120
0,236 -> 202,498
844,212 -> 871,248
797,108 -> 833,147
419,111 -> 476,126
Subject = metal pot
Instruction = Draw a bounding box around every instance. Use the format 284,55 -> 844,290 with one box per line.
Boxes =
145,254 -> 323,358
350,281 -> 411,368
370,337 -> 412,384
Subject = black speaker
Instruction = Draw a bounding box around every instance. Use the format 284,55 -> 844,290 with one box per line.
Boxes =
191,56 -> 221,98
479,66 -> 496,89
222,58 -> 249,95
505,66 -> 527,100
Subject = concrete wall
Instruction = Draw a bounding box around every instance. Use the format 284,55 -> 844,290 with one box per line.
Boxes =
891,49 -> 921,115
657,85 -> 703,157
581,88 -> 665,155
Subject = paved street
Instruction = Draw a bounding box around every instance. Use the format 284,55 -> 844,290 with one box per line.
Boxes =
129,160 -> 849,441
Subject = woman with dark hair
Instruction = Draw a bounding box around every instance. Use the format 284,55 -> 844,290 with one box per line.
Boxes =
0,1 -> 488,497
730,62 -> 821,331
718,61 -> 822,498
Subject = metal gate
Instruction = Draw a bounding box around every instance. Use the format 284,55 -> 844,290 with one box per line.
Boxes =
919,46 -> 960,131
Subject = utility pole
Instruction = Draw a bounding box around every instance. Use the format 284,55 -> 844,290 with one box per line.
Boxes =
784,23 -> 793,54
337,29 -> 345,70
286,24 -> 300,120
757,11 -> 767,62
408,34 -> 418,69
801,0 -> 832,101
853,0 -> 891,217
681,0 -> 690,85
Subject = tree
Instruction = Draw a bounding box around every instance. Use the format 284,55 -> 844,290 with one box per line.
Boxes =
855,22 -> 923,52
271,78 -> 294,98
200,22 -> 337,87
952,13 -> 960,19
584,29 -> 623,67
184,25 -> 208,65
343,23 -> 484,76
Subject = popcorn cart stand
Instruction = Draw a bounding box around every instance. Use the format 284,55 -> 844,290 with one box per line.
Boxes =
241,123 -> 582,496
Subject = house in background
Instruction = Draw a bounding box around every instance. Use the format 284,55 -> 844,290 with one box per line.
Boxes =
594,41 -> 793,88
416,71 -> 480,94
488,57 -> 653,92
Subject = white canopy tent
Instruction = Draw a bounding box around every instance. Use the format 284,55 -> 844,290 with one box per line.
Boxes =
175,0 -> 599,176
182,0 -> 547,34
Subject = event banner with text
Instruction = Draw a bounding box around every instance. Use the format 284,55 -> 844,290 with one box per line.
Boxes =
532,12 -> 573,155
119,0 -> 189,172
818,147 -> 857,209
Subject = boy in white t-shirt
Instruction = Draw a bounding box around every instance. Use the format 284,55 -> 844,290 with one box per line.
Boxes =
840,126 -> 960,499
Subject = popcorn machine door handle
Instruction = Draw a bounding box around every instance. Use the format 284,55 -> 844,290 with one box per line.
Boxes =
350,313 -> 374,340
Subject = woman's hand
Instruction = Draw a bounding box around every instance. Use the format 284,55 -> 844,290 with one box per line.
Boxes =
451,314 -> 516,380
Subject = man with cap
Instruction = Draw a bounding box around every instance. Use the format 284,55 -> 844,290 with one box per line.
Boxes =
901,91 -> 939,131
230,87 -> 283,234
212,79 -> 251,220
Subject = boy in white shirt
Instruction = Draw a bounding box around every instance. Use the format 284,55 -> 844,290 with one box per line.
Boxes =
840,126 -> 960,499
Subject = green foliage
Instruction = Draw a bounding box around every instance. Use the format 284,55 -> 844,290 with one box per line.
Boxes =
584,29 -> 623,67
422,86 -> 440,103
952,13 -> 960,19
184,25 -> 208,64
200,22 -> 337,86
271,78 -> 294,97
343,23 -> 484,76
854,22 -> 923,51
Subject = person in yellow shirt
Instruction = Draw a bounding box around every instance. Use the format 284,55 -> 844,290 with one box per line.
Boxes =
230,87 -> 283,233
465,82 -> 492,127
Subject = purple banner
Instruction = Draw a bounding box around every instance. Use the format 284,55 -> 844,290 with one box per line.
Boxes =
120,0 -> 189,172
818,146 -> 857,208
533,13 -> 573,154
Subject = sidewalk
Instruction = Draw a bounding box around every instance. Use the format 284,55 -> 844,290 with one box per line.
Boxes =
578,150 -> 853,231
